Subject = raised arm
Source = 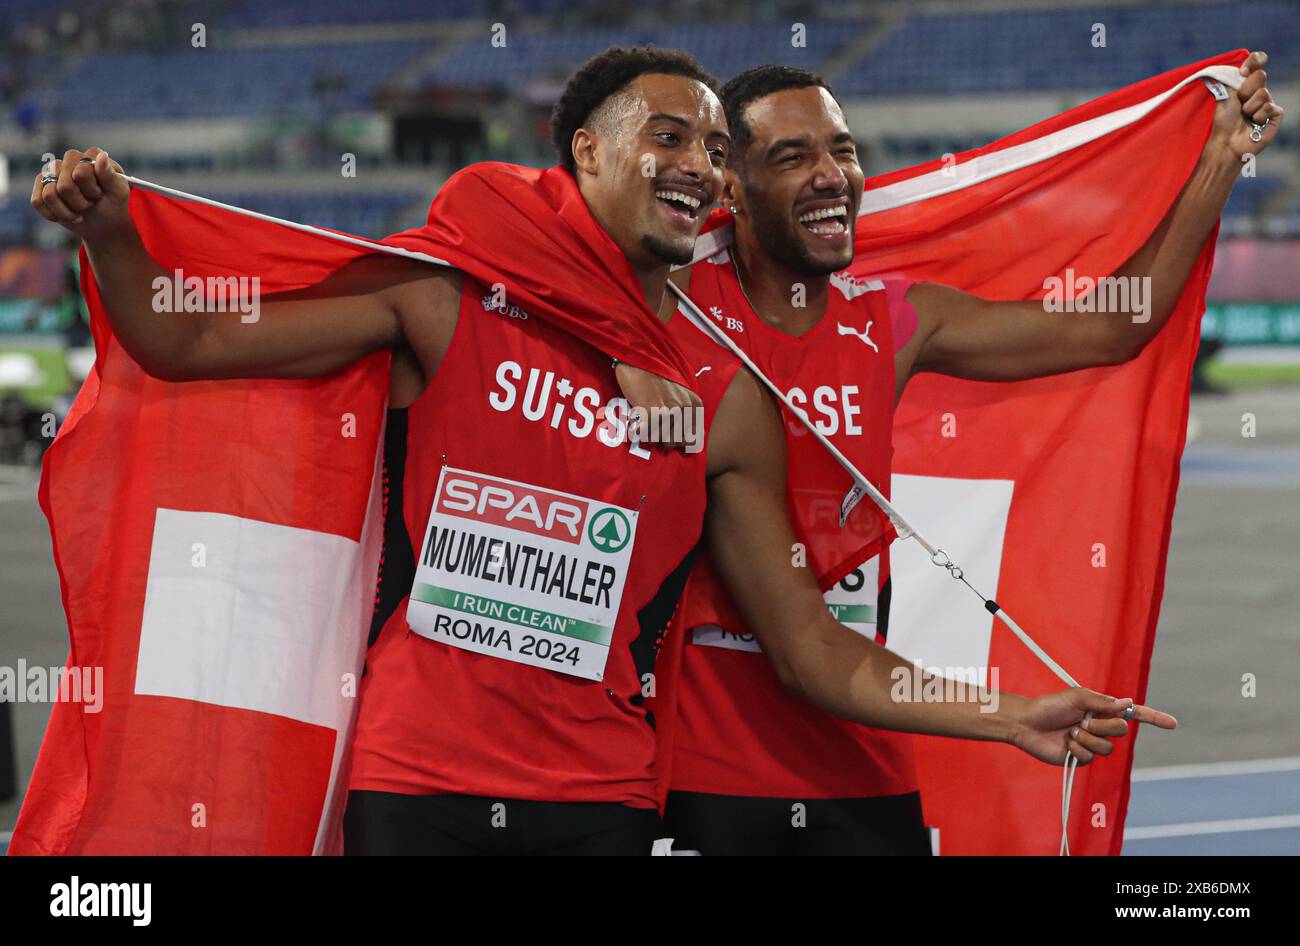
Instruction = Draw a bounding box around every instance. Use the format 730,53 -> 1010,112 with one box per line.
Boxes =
31,146 -> 455,383
899,51 -> 1282,386
702,368 -> 1177,763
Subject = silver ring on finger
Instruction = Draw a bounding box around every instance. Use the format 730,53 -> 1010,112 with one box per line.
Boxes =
1123,704 -> 1136,722
40,171 -> 58,185
77,156 -> 95,165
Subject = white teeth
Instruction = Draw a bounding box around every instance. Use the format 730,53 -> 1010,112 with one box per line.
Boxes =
799,205 -> 848,223
806,219 -> 846,235
656,190 -> 701,211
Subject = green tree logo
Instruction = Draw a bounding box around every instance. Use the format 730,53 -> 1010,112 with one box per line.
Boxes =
588,508 -> 631,554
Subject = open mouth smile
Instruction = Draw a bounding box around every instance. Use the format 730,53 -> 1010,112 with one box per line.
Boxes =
654,186 -> 708,228
798,203 -> 849,237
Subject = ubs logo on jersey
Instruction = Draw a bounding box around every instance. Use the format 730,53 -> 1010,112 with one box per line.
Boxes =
709,305 -> 744,334
488,360 -> 651,460
481,293 -> 530,320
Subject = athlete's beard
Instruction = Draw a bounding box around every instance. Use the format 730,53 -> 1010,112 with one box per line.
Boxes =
640,232 -> 694,266
750,199 -> 854,277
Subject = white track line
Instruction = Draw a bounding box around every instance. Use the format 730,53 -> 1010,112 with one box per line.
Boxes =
1124,813 -> 1300,841
1131,756 -> 1300,782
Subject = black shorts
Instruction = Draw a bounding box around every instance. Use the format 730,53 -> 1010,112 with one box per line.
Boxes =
663,789 -> 932,855
343,789 -> 663,855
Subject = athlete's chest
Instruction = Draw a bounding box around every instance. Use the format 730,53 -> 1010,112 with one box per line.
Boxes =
688,259 -> 895,445
397,285 -> 714,681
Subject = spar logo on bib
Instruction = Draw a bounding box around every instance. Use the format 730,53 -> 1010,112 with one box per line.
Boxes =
588,507 -> 631,554
410,466 -> 641,680
435,472 -> 586,545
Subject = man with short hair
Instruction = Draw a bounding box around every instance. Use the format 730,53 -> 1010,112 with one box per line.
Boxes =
662,58 -> 1278,855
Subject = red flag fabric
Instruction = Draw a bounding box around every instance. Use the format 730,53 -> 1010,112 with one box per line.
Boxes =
853,52 -> 1239,856
387,163 -> 693,388
10,163 -> 694,855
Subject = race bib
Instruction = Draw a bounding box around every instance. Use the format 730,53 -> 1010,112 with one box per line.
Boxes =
407,467 -> 638,681
692,556 -> 879,653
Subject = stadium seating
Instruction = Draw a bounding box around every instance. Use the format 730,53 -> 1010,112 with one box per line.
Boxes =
420,21 -> 870,88
33,42 -> 433,120
2,1 -> 1297,237
835,1 -> 1299,95
219,0 -> 569,29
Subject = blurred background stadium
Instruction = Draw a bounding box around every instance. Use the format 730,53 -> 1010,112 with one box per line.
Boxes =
0,0 -> 1297,854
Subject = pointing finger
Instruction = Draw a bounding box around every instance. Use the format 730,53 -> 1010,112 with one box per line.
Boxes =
1130,704 -> 1178,730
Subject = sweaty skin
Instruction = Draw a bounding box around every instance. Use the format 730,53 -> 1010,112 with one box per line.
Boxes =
32,71 -> 1171,764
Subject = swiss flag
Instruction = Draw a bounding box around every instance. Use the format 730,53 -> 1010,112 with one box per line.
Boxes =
9,191 -> 392,854
844,52 -> 1242,853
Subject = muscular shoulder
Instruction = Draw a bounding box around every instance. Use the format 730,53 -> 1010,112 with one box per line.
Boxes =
706,366 -> 786,480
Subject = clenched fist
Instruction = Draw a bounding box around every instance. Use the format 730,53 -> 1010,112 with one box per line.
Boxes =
614,361 -> 704,452
30,147 -> 133,243
1210,51 -> 1284,160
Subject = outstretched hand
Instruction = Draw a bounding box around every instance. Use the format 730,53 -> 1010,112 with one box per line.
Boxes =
1011,688 -> 1178,766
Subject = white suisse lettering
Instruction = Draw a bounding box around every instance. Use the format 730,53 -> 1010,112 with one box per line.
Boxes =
786,385 -> 864,437
489,360 -> 522,411
488,360 -> 651,460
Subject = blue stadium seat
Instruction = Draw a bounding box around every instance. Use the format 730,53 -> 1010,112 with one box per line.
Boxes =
836,2 -> 1298,95
421,21 -> 871,88
33,42 -> 432,120
219,0 -> 566,28
0,196 -> 32,245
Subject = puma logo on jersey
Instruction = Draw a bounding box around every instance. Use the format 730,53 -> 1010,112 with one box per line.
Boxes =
694,366 -> 712,377
837,321 -> 878,353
